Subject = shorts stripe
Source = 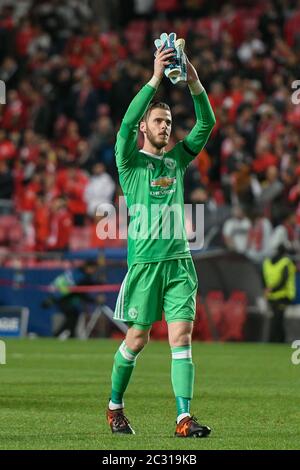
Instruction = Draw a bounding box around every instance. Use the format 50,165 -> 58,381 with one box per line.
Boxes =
114,282 -> 123,319
114,287 -> 121,319
114,272 -> 129,320
120,272 -> 128,320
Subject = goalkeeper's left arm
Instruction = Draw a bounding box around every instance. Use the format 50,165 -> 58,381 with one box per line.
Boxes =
182,57 -> 216,159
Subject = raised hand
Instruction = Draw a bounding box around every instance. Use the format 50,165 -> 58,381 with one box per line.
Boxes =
154,44 -> 176,80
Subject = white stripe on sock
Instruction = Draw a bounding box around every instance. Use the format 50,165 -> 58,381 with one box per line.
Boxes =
119,341 -> 136,362
172,349 -> 192,360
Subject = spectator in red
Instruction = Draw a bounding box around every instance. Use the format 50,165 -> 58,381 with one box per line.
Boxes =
0,4 -> 14,31
58,121 -> 82,158
208,81 -> 225,115
19,129 -> 40,165
1,90 -> 27,132
288,167 -> 300,205
225,76 -> 245,123
16,172 -> 42,213
67,40 -> 86,69
56,164 -> 89,226
284,9 -> 300,47
87,43 -> 112,90
221,4 -> 244,47
252,136 -> 278,178
71,75 -> 99,137
0,129 -> 17,161
47,197 -> 73,252
15,17 -> 36,58
34,192 -> 50,251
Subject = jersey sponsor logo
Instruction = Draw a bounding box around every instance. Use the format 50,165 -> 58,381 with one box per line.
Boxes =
164,158 -> 176,170
128,307 -> 138,320
150,177 -> 176,188
150,188 -> 176,196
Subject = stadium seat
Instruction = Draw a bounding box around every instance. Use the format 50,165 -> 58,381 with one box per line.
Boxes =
205,291 -> 225,338
193,296 -> 212,341
221,291 -> 247,341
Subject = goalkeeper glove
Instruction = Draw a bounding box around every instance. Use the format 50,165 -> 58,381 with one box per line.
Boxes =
154,32 -> 187,84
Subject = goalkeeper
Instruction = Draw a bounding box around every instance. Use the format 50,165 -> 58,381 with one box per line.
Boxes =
106,39 -> 216,437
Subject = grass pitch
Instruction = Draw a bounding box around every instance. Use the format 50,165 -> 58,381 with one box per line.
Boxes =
0,338 -> 300,450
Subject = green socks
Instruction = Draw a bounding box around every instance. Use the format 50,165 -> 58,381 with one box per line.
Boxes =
110,341 -> 139,408
110,341 -> 195,423
171,345 -> 194,423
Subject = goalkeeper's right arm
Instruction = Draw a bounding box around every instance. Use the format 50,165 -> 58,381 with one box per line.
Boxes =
116,45 -> 175,170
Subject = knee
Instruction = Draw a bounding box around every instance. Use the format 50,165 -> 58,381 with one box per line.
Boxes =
168,322 -> 193,348
170,333 -> 192,348
169,329 -> 192,348
126,330 -> 150,353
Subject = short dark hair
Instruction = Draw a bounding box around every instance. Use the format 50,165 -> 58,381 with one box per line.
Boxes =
141,101 -> 171,122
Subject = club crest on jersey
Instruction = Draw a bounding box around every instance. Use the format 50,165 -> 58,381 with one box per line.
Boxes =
164,158 -> 176,170
128,307 -> 138,320
147,162 -> 155,170
150,176 -> 176,188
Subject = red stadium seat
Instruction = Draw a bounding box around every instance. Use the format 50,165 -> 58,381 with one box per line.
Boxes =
221,291 -> 247,341
205,291 -> 225,337
193,296 -> 212,341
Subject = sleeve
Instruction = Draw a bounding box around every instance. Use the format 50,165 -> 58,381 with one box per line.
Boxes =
115,84 -> 157,171
173,90 -> 216,171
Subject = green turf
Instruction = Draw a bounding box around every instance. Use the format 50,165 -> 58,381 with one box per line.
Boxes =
0,338 -> 300,450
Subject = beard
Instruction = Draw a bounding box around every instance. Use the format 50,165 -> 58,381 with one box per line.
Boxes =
145,128 -> 168,150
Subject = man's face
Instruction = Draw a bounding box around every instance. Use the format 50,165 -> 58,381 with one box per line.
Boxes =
140,108 -> 172,150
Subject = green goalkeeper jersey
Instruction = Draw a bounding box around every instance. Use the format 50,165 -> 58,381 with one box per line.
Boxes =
116,83 -> 215,267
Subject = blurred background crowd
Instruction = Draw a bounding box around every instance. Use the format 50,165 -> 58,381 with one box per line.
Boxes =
1,0 -> 300,262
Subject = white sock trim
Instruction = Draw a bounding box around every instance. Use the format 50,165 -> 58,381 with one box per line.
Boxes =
172,349 -> 192,360
177,412 -> 191,424
119,341 -> 136,362
109,400 -> 124,411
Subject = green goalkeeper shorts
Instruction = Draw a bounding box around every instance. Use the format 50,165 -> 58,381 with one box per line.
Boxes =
114,258 -> 198,327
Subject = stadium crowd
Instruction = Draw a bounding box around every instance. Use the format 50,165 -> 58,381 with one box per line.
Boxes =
0,0 -> 300,261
